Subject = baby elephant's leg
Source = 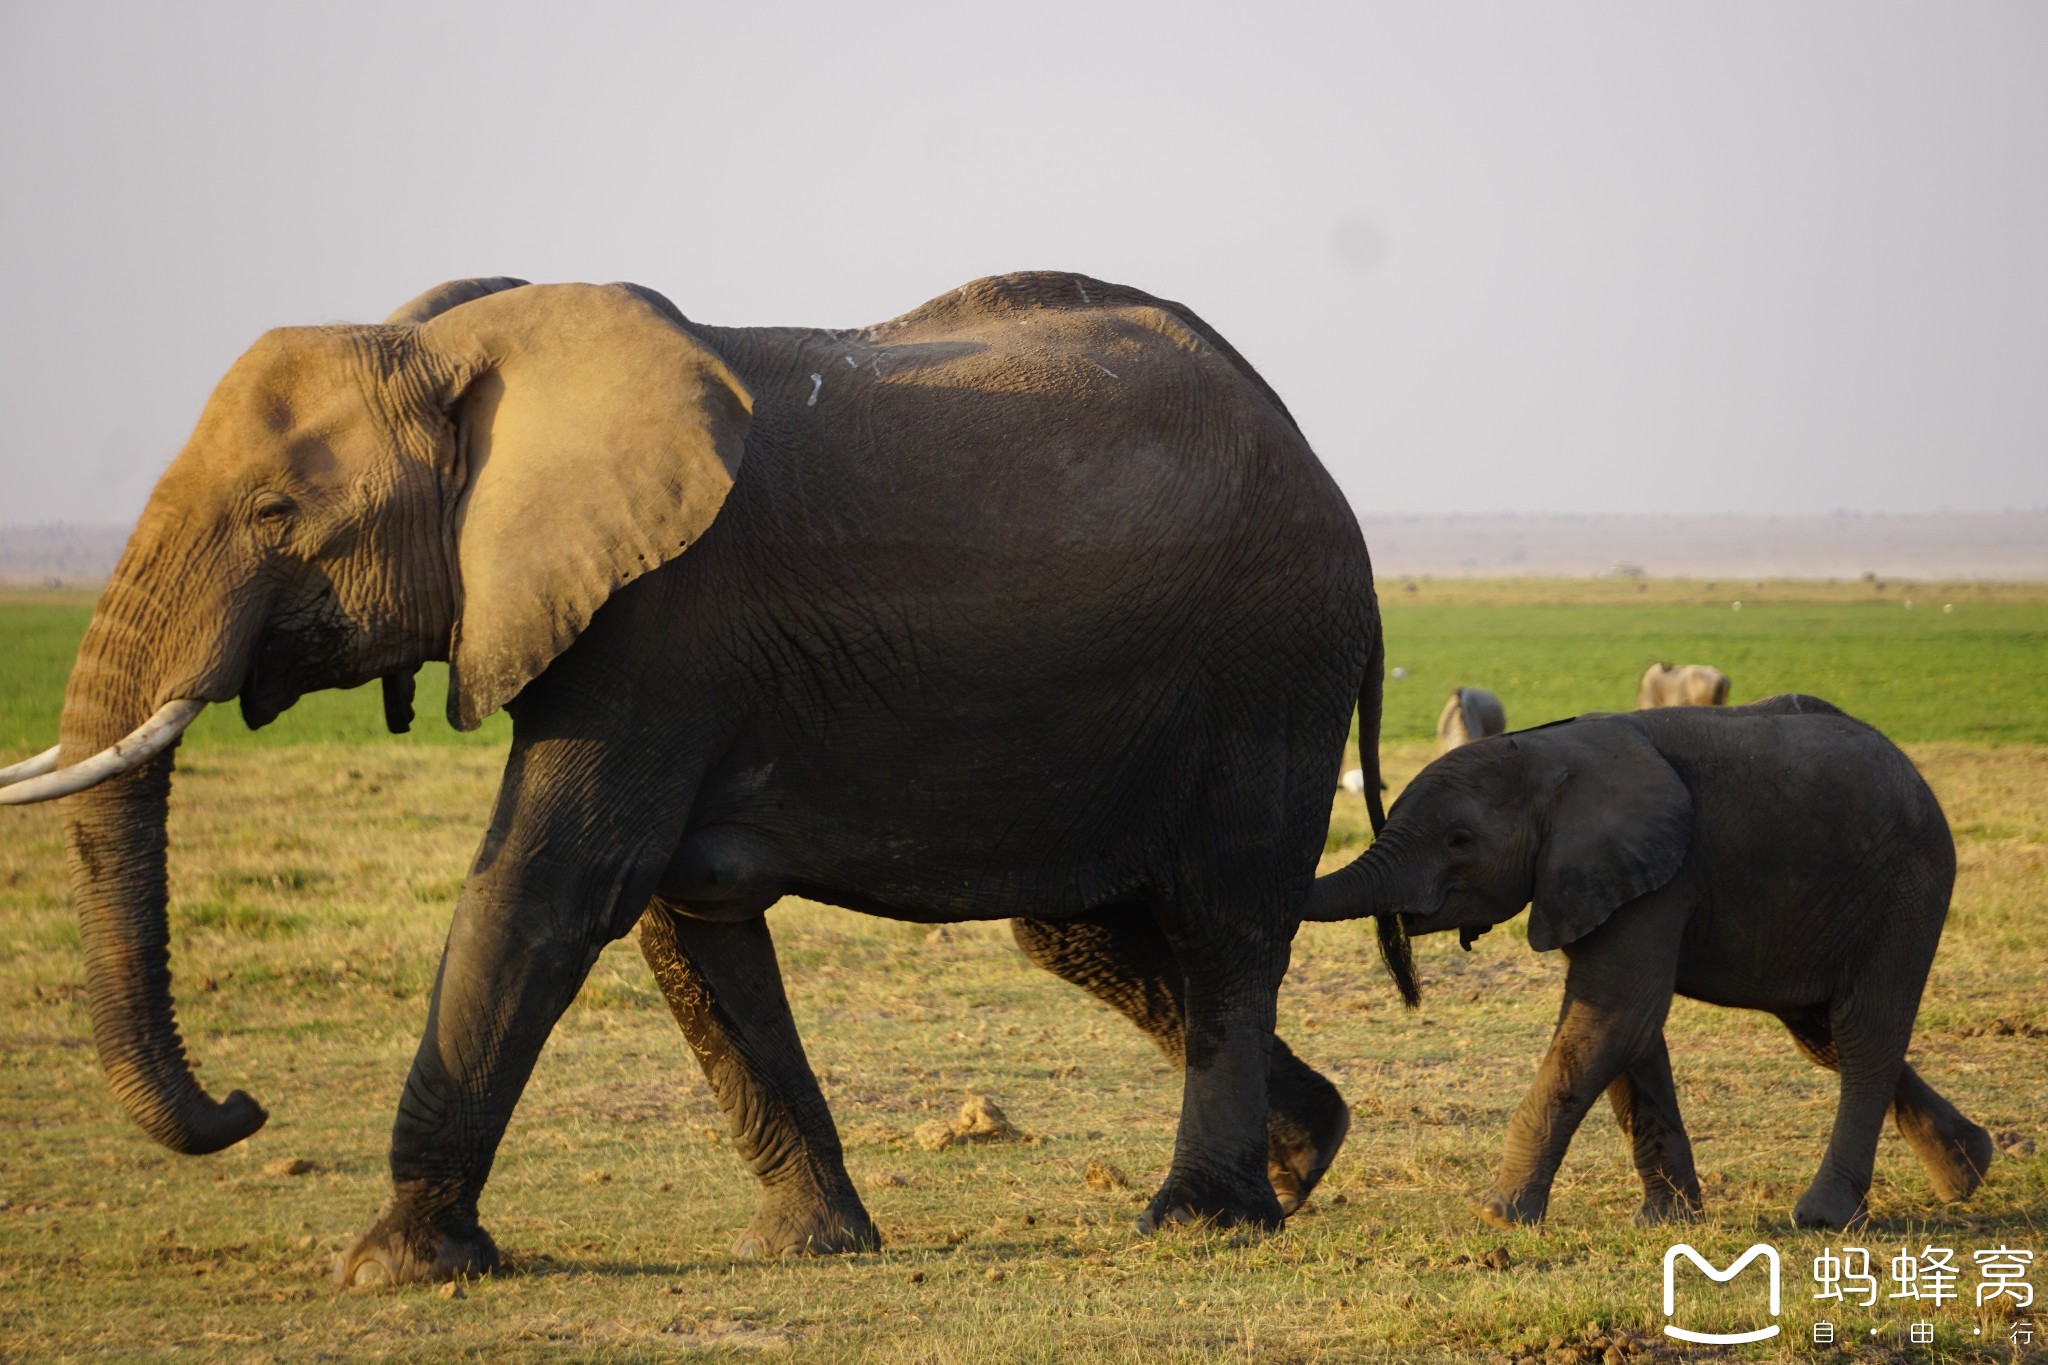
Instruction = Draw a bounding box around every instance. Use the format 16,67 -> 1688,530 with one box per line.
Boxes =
1477,898 -> 1686,1229
1605,1033 -> 1703,1225
1891,1066 -> 1995,1200
1781,1008 -> 1992,1204
1791,992 -> 1914,1229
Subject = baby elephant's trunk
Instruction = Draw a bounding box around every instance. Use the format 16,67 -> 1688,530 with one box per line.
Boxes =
1304,830 -> 1422,1007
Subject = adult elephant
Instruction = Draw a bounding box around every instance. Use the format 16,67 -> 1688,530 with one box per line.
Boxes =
0,273 -> 1385,1285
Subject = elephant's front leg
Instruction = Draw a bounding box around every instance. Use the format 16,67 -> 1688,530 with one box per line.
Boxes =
639,901 -> 878,1257
338,742 -> 678,1287
1137,906 -> 1292,1233
1477,899 -> 1684,1229
1604,1033 -> 1703,1226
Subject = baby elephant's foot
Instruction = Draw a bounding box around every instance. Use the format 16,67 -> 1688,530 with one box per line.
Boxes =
337,1198 -> 499,1287
731,1189 -> 880,1259
1633,1174 -> 1705,1227
1896,1109 -> 1995,1202
1792,1179 -> 1869,1231
1472,1186 -> 1548,1230
1137,1173 -> 1285,1235
1268,1101 -> 1350,1217
1633,1194 -> 1704,1228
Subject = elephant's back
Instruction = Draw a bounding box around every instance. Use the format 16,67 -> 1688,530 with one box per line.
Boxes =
1655,704 -> 1953,882
694,282 -> 1369,632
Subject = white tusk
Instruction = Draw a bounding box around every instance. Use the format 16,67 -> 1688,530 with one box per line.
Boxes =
0,700 -> 206,806
0,745 -> 61,787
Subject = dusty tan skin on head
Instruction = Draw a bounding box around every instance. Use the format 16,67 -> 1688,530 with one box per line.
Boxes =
7,279 -> 749,1156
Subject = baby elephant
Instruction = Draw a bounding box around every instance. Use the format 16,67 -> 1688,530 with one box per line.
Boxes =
1309,695 -> 1993,1231
1436,686 -> 1507,754
1637,661 -> 1729,708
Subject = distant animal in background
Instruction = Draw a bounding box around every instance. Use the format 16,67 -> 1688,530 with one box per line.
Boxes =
1637,662 -> 1730,709
1436,687 -> 1507,754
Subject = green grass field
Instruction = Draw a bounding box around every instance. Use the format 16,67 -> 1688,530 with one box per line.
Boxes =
1,582 -> 2043,1362
8,579 -> 2043,755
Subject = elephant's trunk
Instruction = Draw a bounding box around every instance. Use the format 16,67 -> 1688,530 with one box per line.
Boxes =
57,552 -> 266,1155
1304,823 -> 1421,1007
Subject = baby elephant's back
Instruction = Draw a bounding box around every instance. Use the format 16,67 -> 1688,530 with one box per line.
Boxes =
1650,697 -> 1955,904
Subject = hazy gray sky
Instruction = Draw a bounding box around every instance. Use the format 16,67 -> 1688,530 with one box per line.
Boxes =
2,2 -> 2043,522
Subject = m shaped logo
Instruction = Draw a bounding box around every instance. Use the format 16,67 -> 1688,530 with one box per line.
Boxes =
1662,1243 -> 1782,1344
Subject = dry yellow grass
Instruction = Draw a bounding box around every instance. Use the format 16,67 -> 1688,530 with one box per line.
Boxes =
0,739 -> 2040,1360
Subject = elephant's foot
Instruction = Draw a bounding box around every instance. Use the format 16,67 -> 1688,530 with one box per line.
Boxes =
337,1197 -> 499,1287
1896,1109 -> 1995,1202
1137,1172 -> 1285,1235
1267,1097 -> 1350,1217
1632,1192 -> 1704,1228
1791,1178 -> 1869,1231
1472,1185 -> 1548,1230
731,1188 -> 880,1259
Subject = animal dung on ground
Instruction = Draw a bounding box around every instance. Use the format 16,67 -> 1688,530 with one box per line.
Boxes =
1083,1156 -> 1131,1191
913,1095 -> 1021,1151
261,1156 -> 316,1177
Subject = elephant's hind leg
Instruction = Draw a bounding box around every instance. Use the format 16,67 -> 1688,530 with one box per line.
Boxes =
640,901 -> 879,1258
1778,1009 -> 1993,1205
1892,1067 -> 1994,1200
1604,1033 -> 1703,1226
1784,993 -> 1911,1229
1011,908 -> 1349,1217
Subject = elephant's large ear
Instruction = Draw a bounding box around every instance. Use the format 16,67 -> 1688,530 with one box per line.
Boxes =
414,282 -> 751,730
1527,718 -> 1692,951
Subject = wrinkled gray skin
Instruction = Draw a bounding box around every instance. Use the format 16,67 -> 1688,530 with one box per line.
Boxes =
23,273 -> 1384,1284
1309,695 -> 1993,1231
1435,686 -> 1505,754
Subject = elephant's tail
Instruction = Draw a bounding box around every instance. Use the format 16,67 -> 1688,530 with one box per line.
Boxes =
1339,615 -> 1419,1006
1358,619 -> 1387,838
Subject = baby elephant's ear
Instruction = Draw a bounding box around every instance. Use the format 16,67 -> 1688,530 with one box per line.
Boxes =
1529,719 -> 1693,950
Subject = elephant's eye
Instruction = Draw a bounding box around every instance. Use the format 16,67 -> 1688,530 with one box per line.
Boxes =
253,494 -> 297,526
1446,827 -> 1474,851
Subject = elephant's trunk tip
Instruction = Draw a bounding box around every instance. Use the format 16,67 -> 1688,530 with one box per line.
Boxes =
104,1052 -> 268,1154
1376,913 -> 1421,1007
